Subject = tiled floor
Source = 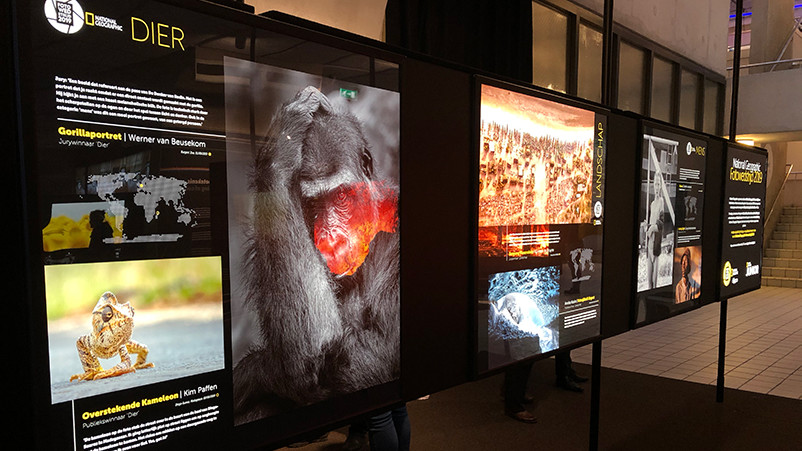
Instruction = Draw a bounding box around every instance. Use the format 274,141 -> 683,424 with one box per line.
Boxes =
573,286 -> 802,399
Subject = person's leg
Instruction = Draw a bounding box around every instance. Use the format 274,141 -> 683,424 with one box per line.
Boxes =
504,361 -> 536,423
390,405 -> 410,451
369,410 -> 397,451
504,364 -> 527,411
555,351 -> 583,393
649,253 -> 658,289
565,351 -> 588,382
555,351 -> 570,379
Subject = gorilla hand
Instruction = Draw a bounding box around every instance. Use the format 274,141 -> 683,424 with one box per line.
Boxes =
253,86 -> 329,189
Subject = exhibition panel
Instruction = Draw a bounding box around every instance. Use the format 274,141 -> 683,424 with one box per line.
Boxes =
399,58 -> 473,400
598,112 -> 639,339
14,0 -> 402,448
475,78 -> 606,373
720,144 -> 767,299
700,138 -> 725,314
21,1 -> 236,448
634,122 -> 709,327
224,59 -> 401,429
9,1 -> 771,449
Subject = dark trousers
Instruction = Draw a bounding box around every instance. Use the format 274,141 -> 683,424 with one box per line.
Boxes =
369,405 -> 410,451
504,360 -> 534,412
555,351 -> 573,378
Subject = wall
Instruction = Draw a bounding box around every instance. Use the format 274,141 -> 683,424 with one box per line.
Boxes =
246,0 -> 387,40
749,0 -> 795,72
726,68 -> 802,136
794,31 -> 802,63
572,0 -> 730,75
764,142 -> 789,250
782,141 -> 802,208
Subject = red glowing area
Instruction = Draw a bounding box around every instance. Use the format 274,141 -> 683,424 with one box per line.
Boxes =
314,181 -> 398,276
478,229 -> 500,248
533,224 -> 551,250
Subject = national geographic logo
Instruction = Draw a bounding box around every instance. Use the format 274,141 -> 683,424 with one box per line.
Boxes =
44,0 -> 85,34
44,1 -> 124,35
722,261 -> 733,287
686,141 -> 705,156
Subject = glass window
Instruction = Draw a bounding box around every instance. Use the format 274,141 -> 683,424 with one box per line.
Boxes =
577,23 -> 602,103
617,41 -> 645,114
650,56 -> 674,123
532,1 -> 568,93
679,69 -> 699,129
703,79 -> 722,135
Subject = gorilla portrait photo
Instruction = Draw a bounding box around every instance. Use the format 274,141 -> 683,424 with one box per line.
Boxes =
224,60 -> 400,425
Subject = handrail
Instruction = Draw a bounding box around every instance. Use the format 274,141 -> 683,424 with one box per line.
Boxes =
726,57 -> 802,71
765,163 -> 794,227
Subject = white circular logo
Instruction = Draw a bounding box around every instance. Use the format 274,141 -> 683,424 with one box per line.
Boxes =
722,261 -> 732,287
44,0 -> 85,34
593,201 -> 603,218
686,142 -> 693,156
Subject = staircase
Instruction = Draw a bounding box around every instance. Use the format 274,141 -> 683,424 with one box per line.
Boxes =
763,206 -> 802,287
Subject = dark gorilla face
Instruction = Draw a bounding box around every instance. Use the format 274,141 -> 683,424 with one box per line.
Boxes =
299,110 -> 374,201
296,107 -> 396,278
298,110 -> 373,251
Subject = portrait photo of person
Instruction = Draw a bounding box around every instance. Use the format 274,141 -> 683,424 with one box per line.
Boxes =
674,246 -> 701,304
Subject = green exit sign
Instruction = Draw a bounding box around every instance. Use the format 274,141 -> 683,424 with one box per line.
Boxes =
340,88 -> 358,100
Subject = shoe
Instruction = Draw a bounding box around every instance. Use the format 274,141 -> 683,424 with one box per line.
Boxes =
556,376 -> 584,393
570,372 -> 589,383
506,409 -> 538,424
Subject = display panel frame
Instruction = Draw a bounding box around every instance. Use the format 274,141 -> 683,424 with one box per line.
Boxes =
11,0 -> 406,449
718,142 -> 768,299
631,120 -> 714,328
472,75 -> 608,376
